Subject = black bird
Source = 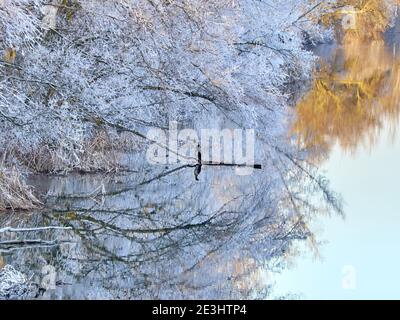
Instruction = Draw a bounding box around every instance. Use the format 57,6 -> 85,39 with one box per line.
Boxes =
194,164 -> 202,181
194,144 -> 202,181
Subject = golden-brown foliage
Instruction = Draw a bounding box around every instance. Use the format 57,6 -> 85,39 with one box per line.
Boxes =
292,35 -> 400,157
321,0 -> 400,41
3,47 -> 16,63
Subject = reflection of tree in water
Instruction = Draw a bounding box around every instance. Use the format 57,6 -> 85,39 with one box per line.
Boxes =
0,141 -> 342,299
293,32 -> 400,157
322,0 -> 399,40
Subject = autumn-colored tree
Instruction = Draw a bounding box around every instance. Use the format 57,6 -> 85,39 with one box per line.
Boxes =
293,35 -> 400,157
320,0 -> 400,41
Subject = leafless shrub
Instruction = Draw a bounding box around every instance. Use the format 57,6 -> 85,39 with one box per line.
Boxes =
10,129 -> 143,174
0,165 -> 41,211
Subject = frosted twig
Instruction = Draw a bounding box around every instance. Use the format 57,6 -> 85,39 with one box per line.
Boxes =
0,226 -> 72,233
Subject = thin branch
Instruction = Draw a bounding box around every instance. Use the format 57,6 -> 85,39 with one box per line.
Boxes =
0,226 -> 72,233
292,2 -> 323,25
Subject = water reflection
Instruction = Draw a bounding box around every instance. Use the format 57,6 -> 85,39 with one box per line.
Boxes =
323,0 -> 396,41
0,160 -> 320,299
276,9 -> 400,299
294,18 -> 400,158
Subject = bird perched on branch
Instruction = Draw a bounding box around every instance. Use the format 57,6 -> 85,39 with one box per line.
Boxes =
194,143 -> 202,181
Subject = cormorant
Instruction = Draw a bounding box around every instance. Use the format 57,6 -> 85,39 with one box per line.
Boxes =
194,143 -> 202,181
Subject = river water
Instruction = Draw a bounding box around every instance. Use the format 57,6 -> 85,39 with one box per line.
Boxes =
273,21 -> 400,299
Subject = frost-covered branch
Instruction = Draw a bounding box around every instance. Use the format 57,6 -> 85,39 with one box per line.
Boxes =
0,265 -> 37,300
0,226 -> 72,233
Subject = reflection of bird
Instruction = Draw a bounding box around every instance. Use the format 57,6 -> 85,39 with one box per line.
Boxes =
194,164 -> 201,181
194,144 -> 202,181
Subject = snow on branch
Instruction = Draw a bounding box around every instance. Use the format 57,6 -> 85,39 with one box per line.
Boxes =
0,265 -> 36,300
0,226 -> 72,233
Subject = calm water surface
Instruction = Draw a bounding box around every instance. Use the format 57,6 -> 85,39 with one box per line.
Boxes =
274,22 -> 400,299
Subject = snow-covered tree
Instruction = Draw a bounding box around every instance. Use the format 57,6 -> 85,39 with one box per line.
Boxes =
0,0 -> 333,171
0,0 -> 347,299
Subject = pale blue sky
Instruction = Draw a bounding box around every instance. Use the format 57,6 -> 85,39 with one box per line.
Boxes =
272,121 -> 400,299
